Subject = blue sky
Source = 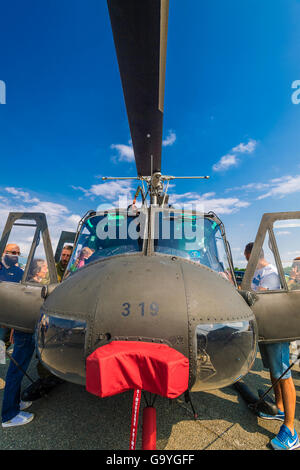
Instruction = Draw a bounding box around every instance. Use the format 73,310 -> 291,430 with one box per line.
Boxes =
1,0 -> 300,267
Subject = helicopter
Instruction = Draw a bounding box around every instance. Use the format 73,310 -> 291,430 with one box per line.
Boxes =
1,0 -> 300,450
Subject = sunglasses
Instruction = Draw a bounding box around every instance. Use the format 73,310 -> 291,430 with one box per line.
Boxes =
5,250 -> 21,256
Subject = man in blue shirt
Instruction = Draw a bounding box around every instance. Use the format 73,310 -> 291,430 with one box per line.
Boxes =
0,243 -> 35,428
0,244 -> 23,343
0,243 -> 23,283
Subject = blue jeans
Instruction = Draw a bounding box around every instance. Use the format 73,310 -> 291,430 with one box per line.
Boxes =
1,330 -> 35,423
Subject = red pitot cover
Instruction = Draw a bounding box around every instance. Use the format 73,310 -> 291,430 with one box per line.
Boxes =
86,341 -> 189,399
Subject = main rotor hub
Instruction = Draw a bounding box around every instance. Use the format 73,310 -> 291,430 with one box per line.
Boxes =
102,174 -> 210,208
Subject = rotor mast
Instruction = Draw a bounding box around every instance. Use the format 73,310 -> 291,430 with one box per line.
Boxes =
102,174 -> 210,207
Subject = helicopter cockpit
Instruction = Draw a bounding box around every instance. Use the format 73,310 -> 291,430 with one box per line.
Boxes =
66,207 -> 235,285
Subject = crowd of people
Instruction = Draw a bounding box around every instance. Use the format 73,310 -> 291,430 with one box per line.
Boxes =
0,238 -> 299,450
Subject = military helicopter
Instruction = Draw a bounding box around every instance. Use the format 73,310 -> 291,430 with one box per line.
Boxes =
1,0 -> 300,450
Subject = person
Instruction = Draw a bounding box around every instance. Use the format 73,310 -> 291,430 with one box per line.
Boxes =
70,246 -> 94,272
287,257 -> 300,290
0,243 -> 23,283
56,245 -> 73,281
21,246 -> 73,402
1,331 -> 35,427
1,243 -> 35,427
244,242 -> 299,450
27,259 -> 49,285
0,244 -> 24,347
286,257 -> 300,365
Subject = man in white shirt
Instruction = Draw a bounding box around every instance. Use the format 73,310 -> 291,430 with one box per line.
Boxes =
251,258 -> 281,292
244,242 -> 299,450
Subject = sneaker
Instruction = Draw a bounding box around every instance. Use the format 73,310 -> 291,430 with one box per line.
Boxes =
271,424 -> 300,450
258,409 -> 285,422
2,411 -> 34,428
19,400 -> 32,411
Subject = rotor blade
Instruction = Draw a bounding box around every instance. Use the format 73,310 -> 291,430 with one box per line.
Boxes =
107,0 -> 169,176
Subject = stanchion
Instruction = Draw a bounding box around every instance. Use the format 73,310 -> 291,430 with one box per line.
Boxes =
129,389 -> 142,450
142,406 -> 156,450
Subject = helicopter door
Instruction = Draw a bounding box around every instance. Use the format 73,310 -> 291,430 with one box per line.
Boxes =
241,211 -> 300,342
54,230 -> 76,263
0,212 -> 58,333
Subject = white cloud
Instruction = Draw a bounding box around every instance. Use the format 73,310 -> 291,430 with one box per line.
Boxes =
227,174 -> 300,201
110,143 -> 135,163
72,180 -> 135,203
226,182 -> 270,193
232,139 -> 257,154
110,129 -> 176,165
274,219 -> 300,228
169,191 -> 250,215
212,154 -> 238,172
5,187 -> 40,204
275,231 -> 291,236
213,139 -> 257,172
257,175 -> 300,200
162,130 -> 176,147
0,187 -> 81,254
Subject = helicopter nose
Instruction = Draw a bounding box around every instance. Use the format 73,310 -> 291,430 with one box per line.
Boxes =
36,254 -> 257,391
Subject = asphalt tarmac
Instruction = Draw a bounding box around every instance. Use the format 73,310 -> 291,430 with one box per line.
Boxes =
0,352 -> 299,451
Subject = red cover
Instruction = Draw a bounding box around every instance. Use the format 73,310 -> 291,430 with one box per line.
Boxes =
86,341 -> 189,399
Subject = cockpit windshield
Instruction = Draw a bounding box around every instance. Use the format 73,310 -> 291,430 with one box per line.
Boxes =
153,211 -> 231,277
66,209 -> 232,282
66,211 -> 146,275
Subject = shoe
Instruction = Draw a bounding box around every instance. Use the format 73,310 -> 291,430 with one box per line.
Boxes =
19,400 -> 32,411
271,424 -> 300,450
2,411 -> 34,428
258,409 -> 285,422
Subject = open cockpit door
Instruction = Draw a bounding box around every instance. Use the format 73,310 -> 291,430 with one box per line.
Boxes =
0,212 -> 58,332
242,211 -> 300,342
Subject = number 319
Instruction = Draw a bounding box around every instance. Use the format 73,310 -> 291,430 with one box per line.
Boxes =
121,302 -> 159,317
